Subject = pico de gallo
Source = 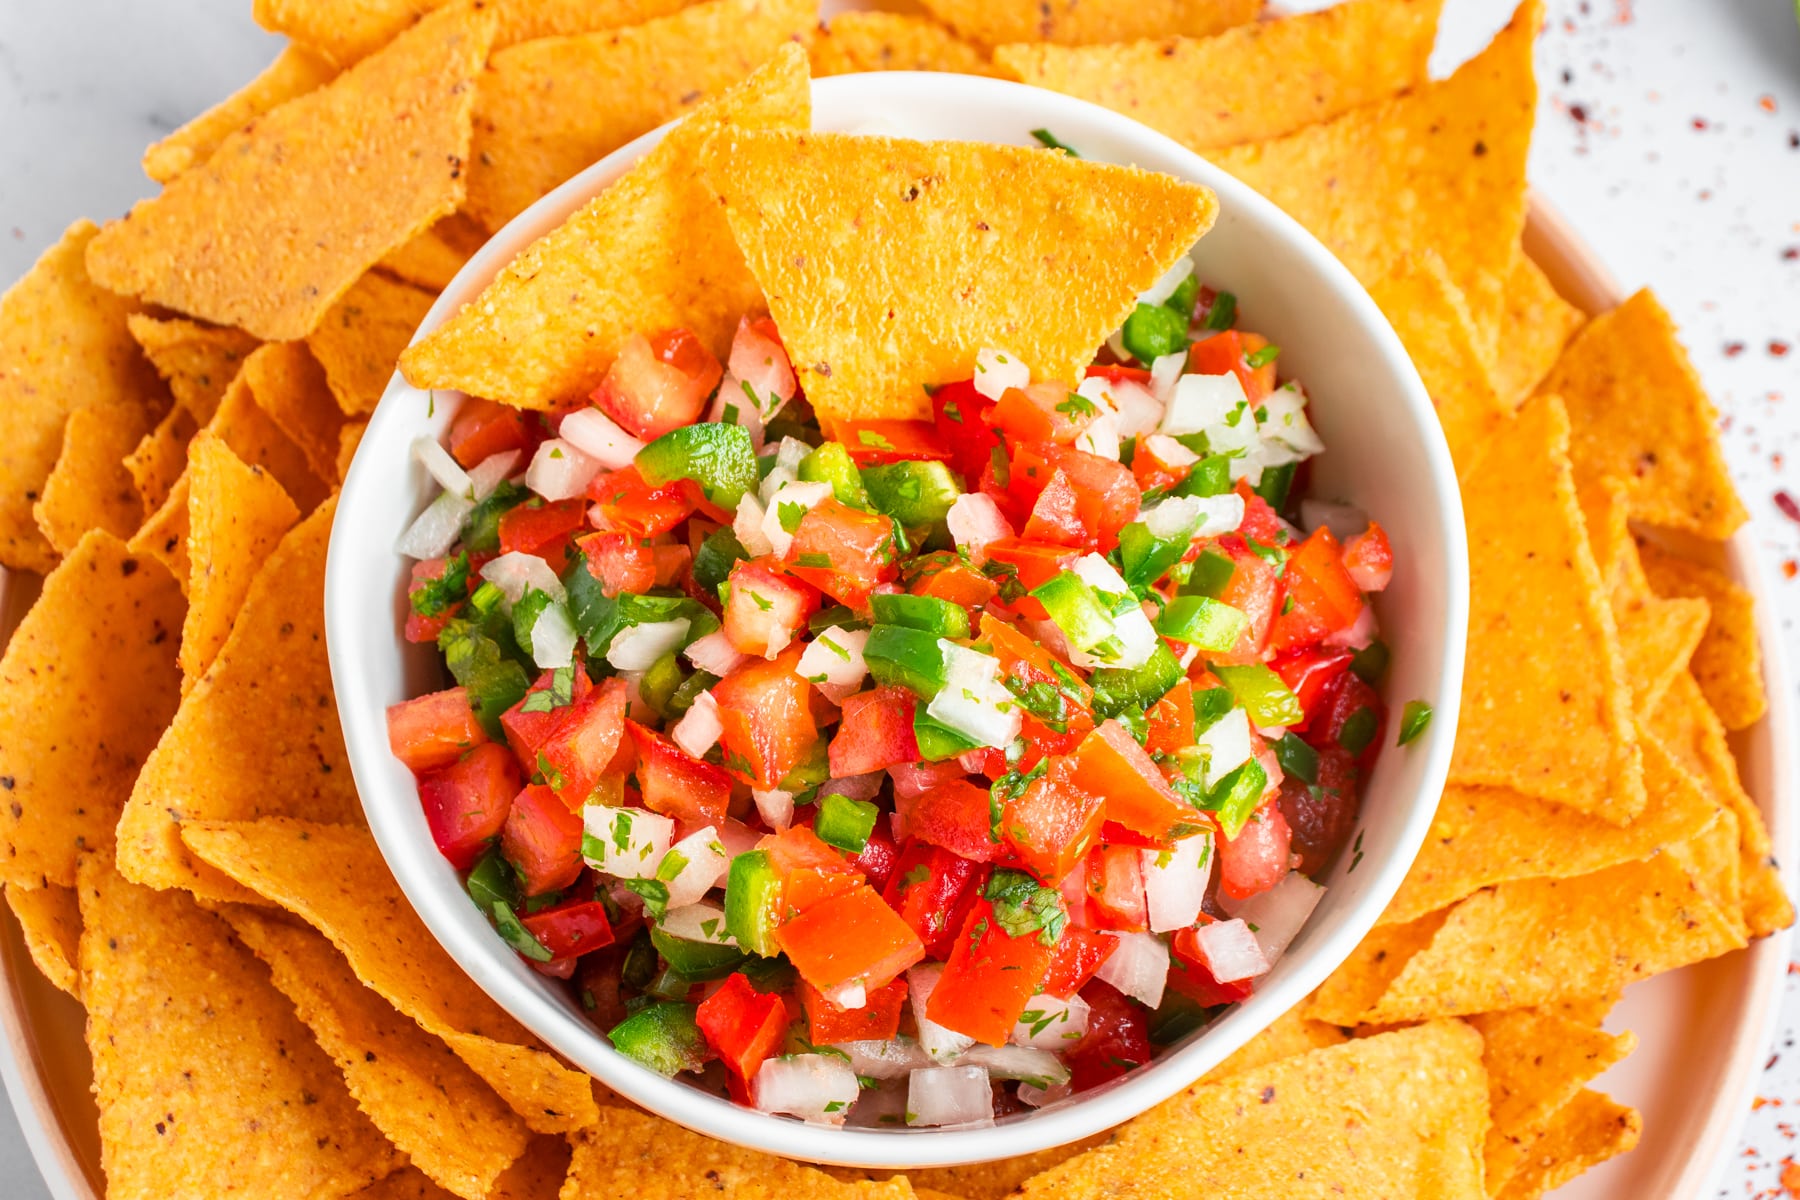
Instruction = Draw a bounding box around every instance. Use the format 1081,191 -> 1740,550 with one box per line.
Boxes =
385,258 -> 1419,1129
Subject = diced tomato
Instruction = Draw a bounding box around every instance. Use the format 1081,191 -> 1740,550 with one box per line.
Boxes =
1268,647 -> 1354,731
626,720 -> 732,827
1007,443 -> 1139,551
728,317 -> 796,414
1067,720 -> 1198,845
882,841 -> 989,959
1021,468 -> 1089,547
887,758 -> 967,800
652,544 -> 692,587
696,974 -> 788,1079
587,464 -> 698,537
1207,538 -> 1278,665
1144,679 -> 1195,757
498,497 -> 587,574
776,884 -> 925,995
387,687 -> 487,773
850,814 -> 901,891
759,826 -> 856,882
712,644 -> 819,790
1307,669 -> 1386,769
1168,929 -> 1257,1006
1042,926 -> 1118,999
520,898 -> 615,962
926,899 -> 1054,1046
722,557 -> 820,658
1067,979 -> 1151,1091
499,667 -> 594,772
572,531 -> 655,597
1342,520 -> 1393,592
931,379 -> 1000,483
784,865 -> 865,916
980,613 -> 1094,746
1267,527 -> 1365,655
829,686 -> 918,777
893,778 -> 1001,863
404,557 -> 466,644
1233,480 -> 1286,546
536,677 -> 628,808
501,783 -> 585,896
1217,801 -> 1294,902
592,329 -> 723,440
1083,364 -> 1152,385
1279,744 -> 1361,876
799,976 -> 906,1044
837,420 -> 952,467
982,538 -> 1081,620
784,499 -> 900,607
1085,844 -> 1147,931
907,553 -> 999,612
1000,758 -> 1105,886
450,398 -> 532,467
987,381 -> 1097,446
417,742 -> 520,870
1187,330 -> 1276,405
1130,436 -> 1192,496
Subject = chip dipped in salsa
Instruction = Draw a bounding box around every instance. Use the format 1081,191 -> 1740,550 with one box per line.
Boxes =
384,261 -> 1409,1129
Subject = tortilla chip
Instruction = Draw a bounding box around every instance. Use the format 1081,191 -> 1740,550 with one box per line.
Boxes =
465,0 -> 816,231
1493,1090 -> 1641,1200
827,1140 -> 1110,1200
379,213 -> 489,292
810,12 -> 1000,77
1492,254 -> 1585,407
1468,1009 -> 1634,1187
1367,253 -> 1509,474
402,44 -> 812,409
179,432 -> 301,684
704,129 -> 1218,423
125,405 -> 198,514
126,313 -> 261,424
1637,542 -> 1765,730
32,404 -> 153,555
143,45 -> 340,182
1016,1022 -> 1486,1199
1204,1004 -> 1349,1081
305,271 -> 438,415
257,0 -> 692,65
339,421 -> 369,482
919,0 -> 1257,46
86,2 -> 495,341
0,532 -> 184,890
1306,911 -> 1449,1026
116,500 -> 363,902
180,818 -> 600,1133
1360,822 -> 1747,1024
210,365 -> 334,513
129,474 -> 192,586
996,0 -> 1441,151
225,906 -> 533,1199
1210,0 -> 1538,353
1384,735 -> 1721,925
241,342 -> 350,485
1536,289 -> 1746,539
570,1107 -> 916,1198
77,855 -> 400,1198
350,1137 -> 570,1200
1450,395 -> 1642,820
0,220 -> 166,574
1650,672 -> 1793,939
4,883 -> 82,998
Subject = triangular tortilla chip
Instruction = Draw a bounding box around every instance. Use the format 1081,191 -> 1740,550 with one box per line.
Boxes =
1492,253 -> 1585,407
243,341 -> 351,484
379,213 -> 489,292
810,12 -> 1000,77
464,0 -> 817,231
1202,1004 -> 1348,1083
1536,289 -> 1746,539
255,0 -> 691,65
225,906 -> 533,1199
179,432 -> 302,684
402,44 -> 812,409
919,0 -> 1257,46
1367,252 -> 1509,475
142,45 -> 339,182
125,404 -> 199,514
1450,395 -> 1643,821
0,220 -> 166,573
1305,910 -> 1448,1026
116,500 -> 363,903
826,1140 -> 1111,1199
1468,1008 -> 1634,1187
180,818 -> 601,1133
1015,1023 -> 1487,1199
0,531 -> 184,890
128,473 -> 193,587
210,365 -> 333,513
126,313 -> 261,423
351,1137 -> 571,1200
996,0 -> 1442,152
32,404 -> 153,555
4,883 -> 82,998
86,2 -> 495,341
703,128 -> 1218,422
1210,0 -> 1538,353
1493,1090 -> 1641,1200
306,271 -> 438,415
77,856 -> 401,1198
1637,540 -> 1765,730
339,420 -> 369,482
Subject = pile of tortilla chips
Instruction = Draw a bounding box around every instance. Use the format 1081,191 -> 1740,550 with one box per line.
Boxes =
0,1 -> 1785,1198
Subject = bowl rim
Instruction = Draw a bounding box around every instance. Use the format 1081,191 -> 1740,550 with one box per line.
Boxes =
326,70 -> 1468,1169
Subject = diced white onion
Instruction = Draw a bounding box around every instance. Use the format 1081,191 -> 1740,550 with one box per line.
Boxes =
761,479 -> 832,557
1112,379 -> 1163,436
957,1044 -> 1070,1088
846,1079 -> 910,1128
1074,410 -> 1121,461
413,435 -> 473,497
926,641 -> 1021,750
906,1066 -> 994,1128
396,489 -> 473,559
684,629 -> 749,677
1196,708 -> 1252,791
825,981 -> 868,1011
1191,917 -> 1271,984
733,493 -> 774,557
1300,498 -> 1368,542
1142,432 -> 1198,469
757,465 -> 794,507
480,551 -> 566,605
1010,992 -> 1091,1050
559,407 -> 646,470
1140,496 -> 1200,541
605,618 -> 691,672
1149,352 -> 1188,405
946,492 -> 1013,567
528,601 -> 578,669
907,964 -> 975,1063
1161,371 -> 1248,437
581,805 -> 674,879
798,627 -> 870,700
1258,383 -> 1325,457
670,692 -> 723,759
1017,1079 -> 1073,1108
658,828 -> 730,910
466,449 -> 522,501
753,1054 -> 860,1126
709,373 -> 765,452
1137,254 -> 1194,307
657,900 -> 735,945
774,436 -> 812,476
1094,931 -> 1170,1009
973,347 -> 1030,401
716,819 -> 761,859
1220,871 -> 1326,965
1143,832 -> 1216,933
834,1037 -> 932,1080
752,787 -> 795,831
819,773 -> 884,803
525,438 -> 600,501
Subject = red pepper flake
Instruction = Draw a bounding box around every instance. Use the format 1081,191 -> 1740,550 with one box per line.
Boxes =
1773,341 -> 1793,358
1692,116 -> 1710,131
1776,491 -> 1800,526
1785,248 -> 1800,262
1761,95 -> 1779,114
1781,1158 -> 1800,1198
1726,341 -> 1747,357
1784,560 -> 1798,581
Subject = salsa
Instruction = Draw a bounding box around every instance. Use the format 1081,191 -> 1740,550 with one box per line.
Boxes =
385,264 -> 1403,1129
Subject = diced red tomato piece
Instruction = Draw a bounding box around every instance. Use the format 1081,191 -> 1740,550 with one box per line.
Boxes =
1186,330 -> 1276,405
587,464 -> 698,537
450,398 -> 532,467
404,557 -> 466,644
828,687 -> 918,777
1268,646 -> 1354,731
1208,538 -> 1279,665
417,742 -> 520,869
907,553 -> 999,612
1278,744 -> 1361,876
499,667 -> 594,773
520,898 -> 616,962
894,778 -> 1001,864
652,544 -> 691,587
1042,926 -> 1119,999
784,499 -> 900,607
1144,679 -> 1196,757
927,900 -> 1054,1046
1342,521 -> 1393,592
573,531 -> 656,598
1130,436 -> 1192,496
1021,468 -> 1090,547
1307,669 -> 1386,768
776,884 -> 925,996
759,826 -> 857,886
850,814 -> 901,892
931,379 -> 1000,483
987,381 -> 1099,446
498,497 -> 587,574
1067,979 -> 1151,1091
626,719 -> 732,827
712,644 -> 819,790
837,420 -> 952,467
1067,720 -> 1199,845
982,538 -> 1081,621
1267,526 -> 1365,655
722,556 -> 820,658
1085,844 -> 1148,931
1232,480 -> 1286,545
387,686 -> 487,773
882,841 -> 988,959
799,976 -> 906,1044
980,613 -> 1094,761
1217,800 -> 1294,902
591,329 -> 722,441
1000,758 -> 1105,886
1007,443 -> 1139,552
784,865 -> 865,916
696,974 -> 788,1079
501,783 -> 585,896
1168,928 -> 1257,1006
887,758 -> 968,800
1083,364 -> 1152,385
536,677 -> 628,808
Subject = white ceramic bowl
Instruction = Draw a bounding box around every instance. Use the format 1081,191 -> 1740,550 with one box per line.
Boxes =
326,73 -> 1468,1169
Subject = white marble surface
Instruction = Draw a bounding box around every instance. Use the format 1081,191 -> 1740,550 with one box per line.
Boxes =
0,1 -> 1795,1197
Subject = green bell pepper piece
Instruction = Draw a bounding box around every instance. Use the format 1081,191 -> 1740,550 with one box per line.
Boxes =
640,651 -> 685,718
1156,596 -> 1248,653
863,624 -> 948,698
1120,302 -> 1188,365
1253,461 -> 1297,510
1165,271 -> 1201,320
1204,758 -> 1269,838
1212,664 -> 1304,728
723,851 -> 782,957
1030,571 -> 1118,655
635,423 -> 757,510
490,899 -> 552,962
815,792 -> 879,853
459,480 -> 528,556
648,925 -> 746,980
914,709 -> 982,761
607,1001 -> 711,1076
692,527 -> 749,594
861,460 -> 962,526
1180,547 -> 1237,599
1273,733 -> 1319,785
869,593 -> 969,639
798,441 -> 871,509
1117,522 -> 1190,592
1171,455 -> 1232,499
437,614 -> 532,740
466,850 -> 519,915
1089,641 -> 1182,719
